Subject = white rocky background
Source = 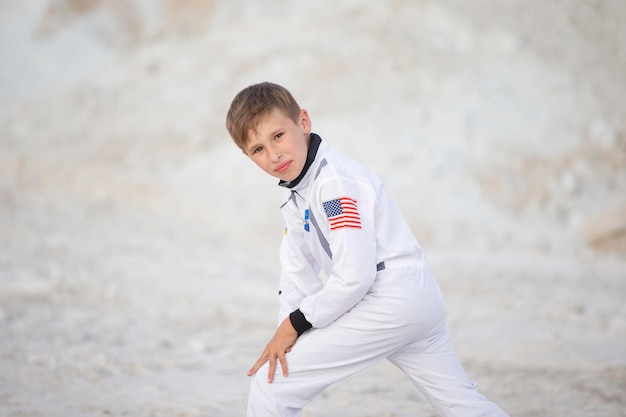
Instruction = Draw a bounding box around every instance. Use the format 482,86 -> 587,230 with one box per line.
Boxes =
1,1 -> 625,416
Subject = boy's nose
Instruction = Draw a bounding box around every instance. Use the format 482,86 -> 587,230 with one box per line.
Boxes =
269,145 -> 282,162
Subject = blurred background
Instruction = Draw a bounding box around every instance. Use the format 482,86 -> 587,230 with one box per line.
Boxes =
2,0 -> 625,257
1,1 -> 625,416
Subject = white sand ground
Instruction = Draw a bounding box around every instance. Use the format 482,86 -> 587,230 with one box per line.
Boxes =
1,1 -> 625,416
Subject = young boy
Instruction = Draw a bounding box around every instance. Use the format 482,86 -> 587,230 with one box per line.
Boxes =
226,82 -> 509,417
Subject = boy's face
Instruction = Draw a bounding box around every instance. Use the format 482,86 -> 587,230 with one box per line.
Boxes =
243,108 -> 312,182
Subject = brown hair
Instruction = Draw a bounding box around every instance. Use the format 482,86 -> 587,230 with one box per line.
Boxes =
225,82 -> 301,150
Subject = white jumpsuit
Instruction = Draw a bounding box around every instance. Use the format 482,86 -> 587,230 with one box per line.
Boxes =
247,134 -> 508,417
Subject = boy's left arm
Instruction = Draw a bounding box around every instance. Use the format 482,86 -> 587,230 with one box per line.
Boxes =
297,177 -> 379,328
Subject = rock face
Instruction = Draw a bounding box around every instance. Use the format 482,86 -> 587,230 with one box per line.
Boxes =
579,201 -> 626,254
2,0 -> 624,257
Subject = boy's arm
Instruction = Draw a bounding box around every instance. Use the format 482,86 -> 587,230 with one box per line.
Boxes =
298,177 -> 378,329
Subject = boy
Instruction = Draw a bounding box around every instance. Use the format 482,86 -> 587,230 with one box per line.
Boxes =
226,82 -> 509,417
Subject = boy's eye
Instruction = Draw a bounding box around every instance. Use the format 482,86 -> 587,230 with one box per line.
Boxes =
252,146 -> 263,154
274,133 -> 283,140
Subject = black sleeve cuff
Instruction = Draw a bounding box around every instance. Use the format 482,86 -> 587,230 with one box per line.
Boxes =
289,309 -> 313,337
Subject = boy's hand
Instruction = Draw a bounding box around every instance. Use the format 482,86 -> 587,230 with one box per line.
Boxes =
247,317 -> 298,383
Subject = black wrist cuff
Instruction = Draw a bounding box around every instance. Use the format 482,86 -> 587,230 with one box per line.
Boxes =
289,309 -> 313,337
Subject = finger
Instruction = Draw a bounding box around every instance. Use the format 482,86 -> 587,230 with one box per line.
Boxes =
247,354 -> 268,376
267,355 -> 276,383
278,353 -> 288,377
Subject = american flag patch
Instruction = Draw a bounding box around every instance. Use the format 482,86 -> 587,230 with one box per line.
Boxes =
322,197 -> 362,231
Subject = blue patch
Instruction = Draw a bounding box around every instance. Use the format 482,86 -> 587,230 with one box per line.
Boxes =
304,209 -> 310,232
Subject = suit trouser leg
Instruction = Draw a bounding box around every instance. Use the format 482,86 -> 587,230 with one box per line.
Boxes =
388,315 -> 509,416
387,264 -> 509,417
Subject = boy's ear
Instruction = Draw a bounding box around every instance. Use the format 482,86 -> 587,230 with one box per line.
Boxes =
300,109 -> 312,134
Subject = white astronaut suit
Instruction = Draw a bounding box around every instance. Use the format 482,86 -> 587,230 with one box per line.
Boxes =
247,134 -> 508,417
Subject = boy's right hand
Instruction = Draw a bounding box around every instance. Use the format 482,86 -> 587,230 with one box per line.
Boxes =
247,318 -> 298,383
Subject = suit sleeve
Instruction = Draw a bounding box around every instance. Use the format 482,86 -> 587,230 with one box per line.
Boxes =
298,176 -> 378,328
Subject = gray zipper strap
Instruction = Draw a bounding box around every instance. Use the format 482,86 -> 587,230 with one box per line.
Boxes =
314,159 -> 327,179
308,209 -> 332,260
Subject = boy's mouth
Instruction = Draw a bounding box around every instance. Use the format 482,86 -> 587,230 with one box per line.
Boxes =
275,161 -> 292,173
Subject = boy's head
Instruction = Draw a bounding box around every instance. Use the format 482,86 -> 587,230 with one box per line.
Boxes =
226,82 -> 312,182
226,82 -> 302,150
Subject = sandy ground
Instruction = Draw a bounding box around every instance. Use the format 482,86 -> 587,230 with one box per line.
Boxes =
1,1 -> 625,416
